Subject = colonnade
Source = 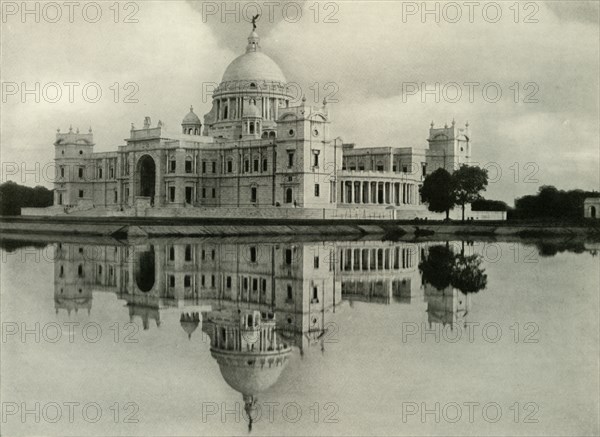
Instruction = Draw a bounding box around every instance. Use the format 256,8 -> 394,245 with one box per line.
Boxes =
215,96 -> 281,121
339,180 -> 419,205
339,247 -> 415,272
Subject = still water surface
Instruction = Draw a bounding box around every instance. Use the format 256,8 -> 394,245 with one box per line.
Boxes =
1,236 -> 598,436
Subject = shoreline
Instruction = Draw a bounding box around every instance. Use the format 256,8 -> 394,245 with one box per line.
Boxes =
1,216 -> 598,239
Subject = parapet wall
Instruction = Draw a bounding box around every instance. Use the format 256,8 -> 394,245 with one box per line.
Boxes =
21,205 -> 506,221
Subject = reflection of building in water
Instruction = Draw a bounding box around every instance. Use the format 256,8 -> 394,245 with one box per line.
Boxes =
53,240 -> 470,332
339,242 -> 423,305
202,308 -> 291,429
424,284 -> 471,328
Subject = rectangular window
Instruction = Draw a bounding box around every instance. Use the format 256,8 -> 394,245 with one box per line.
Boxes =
422,164 -> 427,177
403,165 -> 408,173
184,275 -> 191,287
169,186 -> 175,202
109,167 -> 114,178
185,245 -> 192,261
251,187 -> 257,203
288,152 -> 294,167
285,249 -> 292,265
211,275 -> 215,287
212,161 -> 216,173
313,150 -> 319,167
349,166 -> 356,171
169,275 -> 175,287
226,276 -> 232,289
253,159 -> 259,172
287,285 -> 293,300
201,275 -> 205,287
60,166 -> 65,178
202,188 -> 206,198
98,168 -> 103,179
78,167 -> 84,178
244,160 -> 249,173
227,161 -> 233,173
170,160 -> 176,172
114,191 -> 117,203
314,256 -> 319,269
359,165 -> 365,171
212,188 -> 216,198
169,246 -> 175,261
185,160 -> 192,173
393,165 -> 397,172
202,161 -> 206,174
262,158 -> 268,172
252,278 -> 258,291
78,190 -> 84,198
314,184 -> 320,197
201,249 -> 205,260
377,165 -> 384,172
250,247 -> 257,262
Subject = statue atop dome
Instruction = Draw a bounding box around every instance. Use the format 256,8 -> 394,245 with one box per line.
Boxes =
251,14 -> 259,31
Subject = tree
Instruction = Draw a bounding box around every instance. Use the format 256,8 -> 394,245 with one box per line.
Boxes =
452,165 -> 489,221
420,168 -> 455,220
450,254 -> 487,293
0,182 -> 53,215
419,243 -> 488,295
418,244 -> 455,290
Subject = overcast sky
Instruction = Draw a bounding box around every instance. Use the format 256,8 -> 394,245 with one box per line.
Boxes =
1,0 -> 598,204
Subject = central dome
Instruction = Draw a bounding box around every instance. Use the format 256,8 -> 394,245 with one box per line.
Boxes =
222,52 -> 286,84
221,30 -> 286,84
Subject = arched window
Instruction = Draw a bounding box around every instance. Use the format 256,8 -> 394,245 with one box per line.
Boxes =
223,105 -> 228,119
591,206 -> 597,218
249,122 -> 255,134
269,131 -> 276,138
285,188 -> 293,204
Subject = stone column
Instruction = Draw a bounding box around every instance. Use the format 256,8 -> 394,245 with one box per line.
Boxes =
155,152 -> 163,207
357,181 -> 362,204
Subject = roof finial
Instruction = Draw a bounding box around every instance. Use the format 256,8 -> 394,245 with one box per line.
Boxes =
430,121 -> 434,128
69,125 -> 73,133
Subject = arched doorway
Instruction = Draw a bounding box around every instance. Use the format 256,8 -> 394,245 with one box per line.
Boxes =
591,206 -> 597,218
135,245 -> 155,292
137,155 -> 156,198
285,188 -> 293,204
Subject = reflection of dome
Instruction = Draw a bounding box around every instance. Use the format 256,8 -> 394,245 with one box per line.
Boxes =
180,312 -> 200,339
214,351 -> 290,395
221,31 -> 286,84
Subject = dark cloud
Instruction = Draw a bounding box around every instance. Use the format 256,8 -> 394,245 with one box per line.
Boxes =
545,1 -> 599,25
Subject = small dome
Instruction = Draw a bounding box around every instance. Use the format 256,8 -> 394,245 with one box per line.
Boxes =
182,106 -> 201,125
243,101 -> 261,118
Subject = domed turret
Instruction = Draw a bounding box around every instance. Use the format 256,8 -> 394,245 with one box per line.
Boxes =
182,106 -> 202,135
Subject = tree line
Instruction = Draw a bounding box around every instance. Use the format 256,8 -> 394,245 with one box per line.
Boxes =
0,182 -> 54,216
